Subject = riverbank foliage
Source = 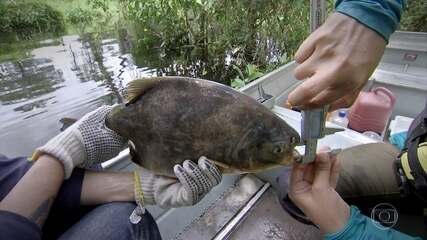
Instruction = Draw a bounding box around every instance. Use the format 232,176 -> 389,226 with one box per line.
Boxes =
122,0 -> 309,85
400,0 -> 427,32
0,0 -> 426,85
65,0 -> 121,34
0,1 -> 65,41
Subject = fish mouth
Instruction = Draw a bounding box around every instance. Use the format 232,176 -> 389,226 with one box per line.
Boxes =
278,149 -> 300,165
291,149 -> 301,163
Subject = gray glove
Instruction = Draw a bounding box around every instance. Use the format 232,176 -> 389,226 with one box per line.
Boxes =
134,156 -> 222,209
32,105 -> 126,179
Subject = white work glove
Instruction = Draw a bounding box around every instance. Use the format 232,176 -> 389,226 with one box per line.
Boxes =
133,156 -> 222,209
32,105 -> 126,179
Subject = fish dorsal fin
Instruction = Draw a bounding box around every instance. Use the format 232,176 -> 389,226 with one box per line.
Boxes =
125,77 -> 165,104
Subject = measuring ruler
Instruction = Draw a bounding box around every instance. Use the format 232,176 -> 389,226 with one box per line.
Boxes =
298,0 -> 329,164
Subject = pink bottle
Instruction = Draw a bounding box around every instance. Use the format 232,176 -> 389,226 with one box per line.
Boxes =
348,87 -> 396,134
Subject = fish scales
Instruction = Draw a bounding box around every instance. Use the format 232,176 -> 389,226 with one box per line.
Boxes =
106,77 -> 300,177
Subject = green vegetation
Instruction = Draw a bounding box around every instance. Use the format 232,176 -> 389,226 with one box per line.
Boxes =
0,0 -> 119,62
0,1 -> 66,62
64,0 -> 125,102
0,41 -> 40,63
66,7 -> 94,34
64,0 -> 121,34
122,0 -> 309,86
400,0 -> 427,32
0,0 -> 426,85
0,44 -> 31,63
231,64 -> 266,89
0,1 -> 65,41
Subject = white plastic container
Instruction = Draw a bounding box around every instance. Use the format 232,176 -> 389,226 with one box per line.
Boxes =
330,110 -> 349,128
389,115 -> 414,135
363,131 -> 382,141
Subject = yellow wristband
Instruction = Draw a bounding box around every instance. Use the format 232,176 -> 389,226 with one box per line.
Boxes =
133,171 -> 145,205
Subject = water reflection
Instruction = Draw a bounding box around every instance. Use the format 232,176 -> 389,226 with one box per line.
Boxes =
0,34 -> 151,157
13,97 -> 55,113
0,58 -> 64,105
132,44 -> 235,85
0,29 -> 244,157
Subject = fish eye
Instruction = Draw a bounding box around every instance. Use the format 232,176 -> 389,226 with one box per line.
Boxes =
273,146 -> 283,154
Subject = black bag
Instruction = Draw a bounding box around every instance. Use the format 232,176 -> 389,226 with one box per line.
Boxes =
398,99 -> 427,201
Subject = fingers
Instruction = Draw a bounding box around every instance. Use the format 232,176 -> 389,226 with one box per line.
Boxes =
301,88 -> 342,109
295,31 -> 317,64
329,98 -> 350,112
288,71 -> 331,107
174,162 -> 199,203
329,91 -> 360,111
290,162 -> 308,189
82,105 -> 114,124
294,58 -> 316,80
173,157 -> 222,204
303,164 -> 314,183
312,149 -> 332,189
289,72 -> 362,110
329,155 -> 341,189
198,156 -> 222,186
185,160 -> 212,192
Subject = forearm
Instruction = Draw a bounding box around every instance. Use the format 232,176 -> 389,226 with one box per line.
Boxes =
299,191 -> 350,234
0,154 -> 64,227
80,170 -> 134,205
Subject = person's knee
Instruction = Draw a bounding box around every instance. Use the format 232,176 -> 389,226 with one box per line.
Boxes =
102,202 -> 161,239
97,202 -> 158,227
101,202 -> 136,212
95,202 -> 137,221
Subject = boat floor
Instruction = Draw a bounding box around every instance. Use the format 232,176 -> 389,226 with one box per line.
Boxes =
172,174 -> 426,239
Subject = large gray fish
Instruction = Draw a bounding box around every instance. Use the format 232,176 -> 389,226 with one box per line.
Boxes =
105,76 -> 300,177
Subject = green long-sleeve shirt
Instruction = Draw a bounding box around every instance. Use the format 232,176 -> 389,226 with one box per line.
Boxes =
324,206 -> 422,240
335,0 -> 405,42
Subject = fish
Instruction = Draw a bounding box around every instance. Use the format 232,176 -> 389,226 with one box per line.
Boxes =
104,76 -> 300,177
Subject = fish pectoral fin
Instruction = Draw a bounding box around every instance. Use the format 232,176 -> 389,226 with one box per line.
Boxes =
128,141 -> 142,166
208,159 -> 232,169
126,77 -> 170,104
207,159 -> 246,175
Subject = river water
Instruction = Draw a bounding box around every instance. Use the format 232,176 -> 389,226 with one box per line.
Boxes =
0,35 -> 156,157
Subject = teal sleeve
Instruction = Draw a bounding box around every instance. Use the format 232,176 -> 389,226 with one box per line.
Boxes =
324,206 -> 422,240
335,0 -> 406,42
389,131 -> 408,150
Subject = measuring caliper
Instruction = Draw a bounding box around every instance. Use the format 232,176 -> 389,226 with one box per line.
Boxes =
295,0 -> 343,164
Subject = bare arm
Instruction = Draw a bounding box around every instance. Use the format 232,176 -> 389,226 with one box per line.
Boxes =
0,158 -> 135,226
79,157 -> 222,209
0,106 -> 129,230
80,170 -> 134,205
0,154 -> 64,227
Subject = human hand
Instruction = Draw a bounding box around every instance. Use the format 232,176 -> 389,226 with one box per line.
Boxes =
32,105 -> 126,179
134,156 -> 222,208
289,148 -> 350,234
288,12 -> 386,110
